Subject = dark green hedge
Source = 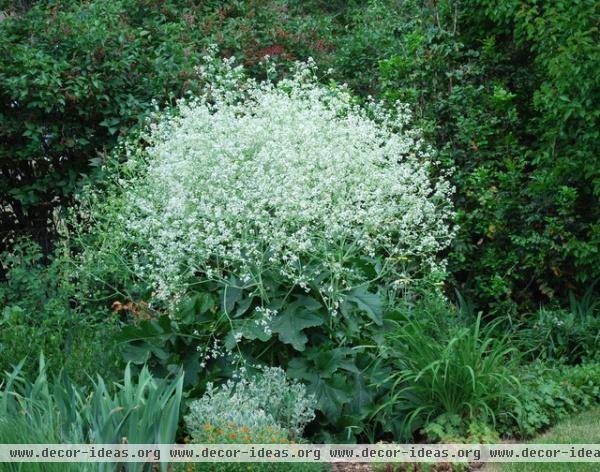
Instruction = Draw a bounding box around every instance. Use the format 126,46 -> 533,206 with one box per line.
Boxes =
353,0 -> 600,312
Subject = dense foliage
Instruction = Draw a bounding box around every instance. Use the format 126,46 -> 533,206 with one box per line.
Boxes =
377,0 -> 600,312
0,239 -> 117,381
378,313 -> 518,439
185,366 -> 316,441
0,0 -> 599,469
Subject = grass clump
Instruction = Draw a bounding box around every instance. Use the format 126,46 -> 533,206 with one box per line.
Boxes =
377,307 -> 519,440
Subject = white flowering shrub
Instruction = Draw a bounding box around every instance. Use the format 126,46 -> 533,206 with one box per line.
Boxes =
76,56 -> 455,429
185,366 -> 316,441
109,56 -> 454,311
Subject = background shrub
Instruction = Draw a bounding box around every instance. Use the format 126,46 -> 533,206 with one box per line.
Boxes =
0,239 -> 118,382
369,0 -> 600,312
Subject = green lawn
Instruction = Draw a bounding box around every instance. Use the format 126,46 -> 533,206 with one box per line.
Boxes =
489,408 -> 600,472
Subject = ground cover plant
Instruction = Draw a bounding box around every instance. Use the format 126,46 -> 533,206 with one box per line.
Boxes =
0,0 -> 599,471
182,366 -> 321,471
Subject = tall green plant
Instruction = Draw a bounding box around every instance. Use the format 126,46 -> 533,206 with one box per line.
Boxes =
0,356 -> 183,472
0,239 -> 118,382
515,282 -> 600,363
86,364 -> 184,448
371,0 -> 599,312
376,314 -> 519,439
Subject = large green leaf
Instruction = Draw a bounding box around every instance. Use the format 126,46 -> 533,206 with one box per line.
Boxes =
177,292 -> 217,323
116,316 -> 174,364
306,347 -> 359,377
309,374 -> 351,421
343,286 -> 383,325
223,283 -> 243,315
347,373 -> 374,415
271,308 -> 325,351
224,318 -> 272,350
287,357 -> 316,382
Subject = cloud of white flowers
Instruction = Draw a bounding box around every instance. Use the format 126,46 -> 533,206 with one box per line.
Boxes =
116,56 -> 455,306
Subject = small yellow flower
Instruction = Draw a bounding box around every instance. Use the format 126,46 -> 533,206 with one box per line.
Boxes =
239,426 -> 250,433
203,423 -> 213,431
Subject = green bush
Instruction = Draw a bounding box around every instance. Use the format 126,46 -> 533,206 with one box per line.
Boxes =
516,309 -> 600,364
514,283 -> 600,363
2,0 -> 598,327
183,366 -> 321,472
185,366 -> 316,442
0,239 -> 118,382
376,310 -> 519,439
370,0 -> 600,312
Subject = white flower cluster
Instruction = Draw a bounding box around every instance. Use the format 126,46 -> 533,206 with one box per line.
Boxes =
185,366 -> 316,439
197,338 -> 227,368
119,57 -> 455,303
254,306 -> 276,336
